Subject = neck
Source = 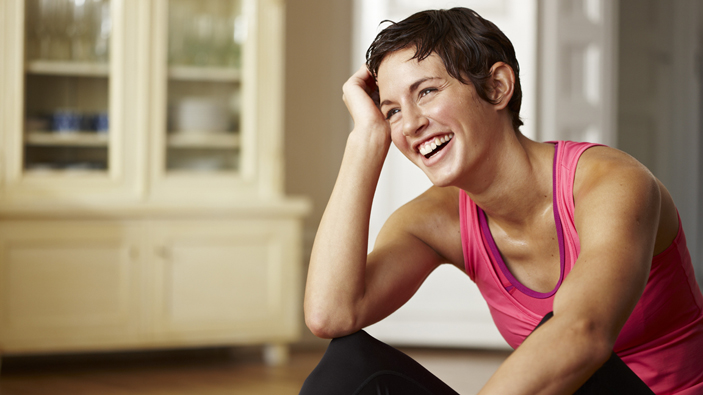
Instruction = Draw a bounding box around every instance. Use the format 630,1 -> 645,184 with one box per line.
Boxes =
461,133 -> 555,229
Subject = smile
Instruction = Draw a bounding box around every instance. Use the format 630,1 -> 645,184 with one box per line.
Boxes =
418,133 -> 454,158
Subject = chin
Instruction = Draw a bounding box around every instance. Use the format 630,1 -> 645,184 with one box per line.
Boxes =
430,179 -> 454,188
423,170 -> 456,188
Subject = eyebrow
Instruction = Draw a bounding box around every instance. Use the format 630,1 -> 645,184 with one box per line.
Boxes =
379,77 -> 438,108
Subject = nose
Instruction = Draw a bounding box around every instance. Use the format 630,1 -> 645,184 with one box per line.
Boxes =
401,104 -> 428,137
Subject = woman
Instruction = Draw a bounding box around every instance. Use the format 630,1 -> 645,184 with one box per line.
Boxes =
301,7 -> 703,394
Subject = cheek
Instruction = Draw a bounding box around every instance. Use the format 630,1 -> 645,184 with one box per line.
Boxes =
389,124 -> 411,153
391,141 -> 414,162
390,131 -> 421,163
431,100 -> 464,123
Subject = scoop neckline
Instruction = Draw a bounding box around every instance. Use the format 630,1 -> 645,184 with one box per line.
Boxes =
477,142 -> 566,299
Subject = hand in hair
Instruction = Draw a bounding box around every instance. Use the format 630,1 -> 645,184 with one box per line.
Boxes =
342,64 -> 391,144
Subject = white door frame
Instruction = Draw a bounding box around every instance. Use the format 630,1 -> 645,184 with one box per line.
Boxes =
538,0 -> 619,145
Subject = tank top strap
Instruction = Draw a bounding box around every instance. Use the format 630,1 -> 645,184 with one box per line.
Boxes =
550,140 -> 604,270
459,190 -> 478,281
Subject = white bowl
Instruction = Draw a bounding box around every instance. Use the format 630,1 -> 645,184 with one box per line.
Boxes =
172,97 -> 228,133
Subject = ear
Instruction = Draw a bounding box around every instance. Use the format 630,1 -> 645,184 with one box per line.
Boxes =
487,62 -> 515,110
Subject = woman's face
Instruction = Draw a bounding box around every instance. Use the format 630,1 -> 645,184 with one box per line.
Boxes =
377,47 -> 506,188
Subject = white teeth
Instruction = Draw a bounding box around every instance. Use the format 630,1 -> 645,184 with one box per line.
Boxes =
418,133 -> 454,157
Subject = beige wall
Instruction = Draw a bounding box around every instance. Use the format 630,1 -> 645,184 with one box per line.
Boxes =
284,0 -> 354,344
617,0 -> 703,277
284,0 -> 352,243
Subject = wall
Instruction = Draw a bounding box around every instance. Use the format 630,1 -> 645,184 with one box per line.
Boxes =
617,0 -> 702,280
284,0 -> 354,345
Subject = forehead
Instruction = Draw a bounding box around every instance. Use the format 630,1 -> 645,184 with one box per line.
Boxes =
376,47 -> 449,92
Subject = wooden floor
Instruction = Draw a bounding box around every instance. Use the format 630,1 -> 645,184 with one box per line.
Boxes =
0,345 -> 510,394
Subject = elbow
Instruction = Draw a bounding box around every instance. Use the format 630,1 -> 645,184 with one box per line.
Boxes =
305,313 -> 336,339
587,337 -> 613,370
304,305 -> 359,339
568,317 -> 616,369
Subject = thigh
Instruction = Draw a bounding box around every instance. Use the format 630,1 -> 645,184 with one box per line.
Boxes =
574,353 -> 654,395
299,330 -> 459,395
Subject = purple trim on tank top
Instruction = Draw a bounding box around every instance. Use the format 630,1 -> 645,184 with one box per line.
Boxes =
477,142 -> 566,299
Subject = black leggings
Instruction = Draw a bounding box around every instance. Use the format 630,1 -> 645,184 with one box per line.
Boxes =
299,313 -> 654,394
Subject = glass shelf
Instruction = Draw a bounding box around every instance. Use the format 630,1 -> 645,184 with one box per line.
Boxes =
167,132 -> 239,149
24,166 -> 108,175
168,65 -> 240,82
26,60 -> 109,77
25,131 -> 109,147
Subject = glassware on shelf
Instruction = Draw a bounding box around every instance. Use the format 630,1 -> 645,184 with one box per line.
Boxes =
24,74 -> 110,132
26,0 -> 111,63
171,97 -> 228,133
92,0 -> 111,62
24,0 -> 112,173
28,0 -> 67,60
50,109 -> 82,132
165,0 -> 244,174
67,0 -> 89,61
42,110 -> 109,134
165,81 -> 240,172
168,0 -> 243,68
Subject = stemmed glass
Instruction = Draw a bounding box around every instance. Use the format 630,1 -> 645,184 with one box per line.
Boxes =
31,0 -> 56,60
92,0 -> 111,62
67,0 -> 89,61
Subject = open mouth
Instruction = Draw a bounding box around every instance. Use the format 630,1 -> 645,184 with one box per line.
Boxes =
418,133 -> 454,159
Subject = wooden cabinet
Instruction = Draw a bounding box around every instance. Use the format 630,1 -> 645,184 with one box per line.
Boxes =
0,0 -> 308,363
148,219 -> 301,346
0,217 -> 303,356
2,0 -> 288,201
0,220 -> 144,352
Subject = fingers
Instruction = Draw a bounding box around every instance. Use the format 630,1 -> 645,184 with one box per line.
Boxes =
342,64 -> 388,132
344,64 -> 375,96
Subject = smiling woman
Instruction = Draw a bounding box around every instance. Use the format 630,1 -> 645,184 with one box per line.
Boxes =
375,47 -> 513,188
300,7 -> 703,395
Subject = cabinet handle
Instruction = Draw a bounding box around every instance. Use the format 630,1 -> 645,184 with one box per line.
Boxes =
129,247 -> 139,260
156,246 -> 171,260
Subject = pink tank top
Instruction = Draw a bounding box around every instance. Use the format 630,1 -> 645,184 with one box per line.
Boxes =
459,141 -> 703,394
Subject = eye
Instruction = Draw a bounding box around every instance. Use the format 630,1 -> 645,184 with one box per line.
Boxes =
419,88 -> 436,98
385,108 -> 400,120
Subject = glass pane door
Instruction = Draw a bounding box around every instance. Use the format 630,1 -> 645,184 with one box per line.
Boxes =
24,0 -> 112,173
165,0 -> 243,173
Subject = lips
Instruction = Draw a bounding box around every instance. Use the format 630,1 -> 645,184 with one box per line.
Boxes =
418,133 -> 454,158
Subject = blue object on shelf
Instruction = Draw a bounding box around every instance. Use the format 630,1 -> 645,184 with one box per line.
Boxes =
51,111 -> 81,132
95,112 -> 109,133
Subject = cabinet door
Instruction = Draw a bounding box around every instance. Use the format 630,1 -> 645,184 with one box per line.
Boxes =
148,0 -> 285,203
0,220 -> 144,353
148,218 -> 301,345
0,0 -> 148,203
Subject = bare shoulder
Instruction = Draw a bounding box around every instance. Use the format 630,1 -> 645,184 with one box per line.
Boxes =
379,186 -> 465,267
574,145 -> 655,201
574,145 -> 679,255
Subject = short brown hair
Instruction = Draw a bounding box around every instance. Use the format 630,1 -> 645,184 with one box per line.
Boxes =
366,7 -> 523,131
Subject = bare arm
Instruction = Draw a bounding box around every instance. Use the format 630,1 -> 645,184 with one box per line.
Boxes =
304,66 -> 445,338
479,147 -> 664,394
